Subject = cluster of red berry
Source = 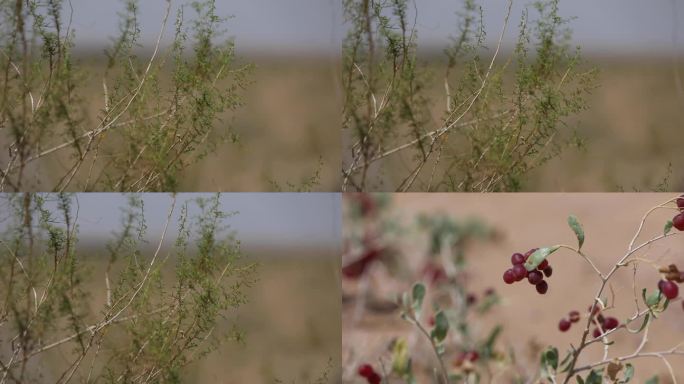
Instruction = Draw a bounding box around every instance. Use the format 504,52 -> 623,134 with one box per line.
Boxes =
502,249 -> 553,294
672,196 -> 684,230
588,306 -> 620,338
357,364 -> 381,384
557,310 -> 581,332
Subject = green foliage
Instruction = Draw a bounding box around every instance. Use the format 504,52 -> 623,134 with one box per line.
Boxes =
342,0 -> 596,191
0,193 -> 257,382
0,0 -> 251,192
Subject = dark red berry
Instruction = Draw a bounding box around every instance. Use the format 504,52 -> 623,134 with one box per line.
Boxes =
503,269 -> 516,284
673,213 -> 684,231
543,266 -> 553,277
537,259 -> 549,270
536,280 -> 548,294
525,248 -> 538,258
569,310 -> 580,323
588,305 -> 601,317
358,364 -> 375,378
592,328 -> 601,338
528,270 -> 544,285
558,318 -> 571,332
366,373 -> 381,384
464,350 -> 480,362
677,195 -> 684,210
511,253 -> 525,265
466,293 -> 477,305
512,264 -> 528,281
659,280 -> 679,300
603,316 -> 619,330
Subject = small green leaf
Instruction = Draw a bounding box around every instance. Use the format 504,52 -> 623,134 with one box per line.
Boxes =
645,376 -> 659,384
430,310 -> 449,343
576,376 -> 585,384
524,246 -> 561,271
568,215 -> 585,249
631,313 -> 650,334
540,347 -> 559,378
619,363 -> 634,383
585,369 -> 604,384
645,290 -> 662,307
664,220 -> 674,235
412,282 -> 426,316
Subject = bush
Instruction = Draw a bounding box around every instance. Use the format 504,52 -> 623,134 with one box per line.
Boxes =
0,0 -> 251,192
0,193 -> 257,382
342,0 -> 596,191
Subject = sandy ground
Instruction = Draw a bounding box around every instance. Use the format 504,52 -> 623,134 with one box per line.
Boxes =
343,193 -> 684,383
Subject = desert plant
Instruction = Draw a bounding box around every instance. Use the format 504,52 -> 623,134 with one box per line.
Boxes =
496,195 -> 684,383
0,0 -> 251,192
342,0 -> 596,191
342,194 -> 504,383
0,193 -> 258,383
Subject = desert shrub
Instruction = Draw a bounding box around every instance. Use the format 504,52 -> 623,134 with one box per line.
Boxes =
0,0 -> 251,192
342,0 -> 596,191
346,194 -> 684,383
0,193 -> 257,383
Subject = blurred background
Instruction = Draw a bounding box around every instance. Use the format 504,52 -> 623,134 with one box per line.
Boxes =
342,193 -> 684,382
1,193 -> 341,382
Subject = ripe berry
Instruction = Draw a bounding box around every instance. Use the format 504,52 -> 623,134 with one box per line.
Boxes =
464,350 -> 480,362
543,266 -> 553,277
358,364 -> 375,378
528,270 -> 544,285
659,279 -> 679,300
558,318 -> 571,332
536,280 -> 548,294
568,310 -> 580,323
366,373 -> 381,384
673,213 -> 684,231
677,195 -> 684,210
466,293 -> 477,305
603,316 -> 619,330
537,259 -> 549,270
512,264 -> 528,281
525,248 -> 538,257
503,269 -> 516,284
592,328 -> 602,338
511,253 -> 525,265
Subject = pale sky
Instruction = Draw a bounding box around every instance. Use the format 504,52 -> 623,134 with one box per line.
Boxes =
0,194 -> 341,252
65,0 -> 682,56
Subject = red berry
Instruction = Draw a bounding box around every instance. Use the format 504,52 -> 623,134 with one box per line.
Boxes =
366,373 -> 381,384
536,280 -> 548,294
512,264 -> 528,281
466,293 -> 477,305
537,259 -> 549,270
603,316 -> 619,330
588,305 -> 601,317
358,364 -> 375,378
558,318 -> 571,332
511,253 -> 525,265
659,280 -> 679,300
543,266 -> 553,277
568,310 -> 580,323
592,328 -> 601,338
528,270 -> 544,285
464,350 -> 479,362
673,213 -> 684,231
525,248 -> 538,257
677,195 -> 684,210
503,269 -> 516,284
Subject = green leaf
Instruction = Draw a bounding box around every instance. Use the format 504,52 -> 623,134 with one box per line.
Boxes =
411,282 -> 426,317
645,290 -> 662,307
645,376 -> 659,384
619,363 -> 634,383
568,215 -> 585,249
664,220 -> 674,235
540,347 -> 559,378
576,376 -> 585,384
585,369 -> 603,384
524,246 -> 561,271
430,310 -> 449,343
